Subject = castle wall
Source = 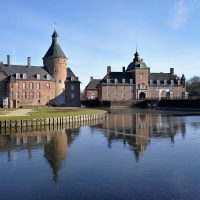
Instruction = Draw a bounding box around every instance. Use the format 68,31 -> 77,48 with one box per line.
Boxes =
101,85 -> 134,101
7,80 -> 55,108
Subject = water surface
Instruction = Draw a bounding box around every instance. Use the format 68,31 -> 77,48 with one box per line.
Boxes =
1,109 -> 200,200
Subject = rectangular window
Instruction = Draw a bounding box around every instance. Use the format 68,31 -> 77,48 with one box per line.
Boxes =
22,92 -> 26,99
141,73 -> 144,80
46,75 -> 50,80
30,91 -> 34,99
36,82 -> 40,90
47,83 -> 50,89
30,82 -> 34,90
22,82 -> 26,89
37,91 -> 41,98
16,82 -> 19,89
16,73 -> 20,79
16,92 -> 19,99
71,85 -> 74,91
71,93 -> 75,99
23,73 -> 27,79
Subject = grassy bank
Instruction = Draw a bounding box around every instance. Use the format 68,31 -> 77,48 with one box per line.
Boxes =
0,107 -> 106,120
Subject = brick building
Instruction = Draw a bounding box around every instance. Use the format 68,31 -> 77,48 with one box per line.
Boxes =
0,30 -> 80,108
85,51 -> 187,102
84,77 -> 101,100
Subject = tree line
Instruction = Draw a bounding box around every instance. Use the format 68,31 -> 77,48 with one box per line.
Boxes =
186,76 -> 200,98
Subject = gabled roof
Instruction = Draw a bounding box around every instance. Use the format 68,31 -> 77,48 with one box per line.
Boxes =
85,79 -> 101,90
66,68 -> 80,82
0,64 -> 53,81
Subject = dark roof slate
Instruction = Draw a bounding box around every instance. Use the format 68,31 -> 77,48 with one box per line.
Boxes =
43,43 -> 67,59
0,64 -> 53,81
101,72 -> 134,84
150,73 -> 178,81
85,79 -> 101,90
66,68 -> 80,82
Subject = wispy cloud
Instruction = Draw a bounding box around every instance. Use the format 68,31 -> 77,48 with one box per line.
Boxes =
168,0 -> 189,28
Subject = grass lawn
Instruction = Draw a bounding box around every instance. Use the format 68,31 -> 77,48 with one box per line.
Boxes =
0,107 -> 106,120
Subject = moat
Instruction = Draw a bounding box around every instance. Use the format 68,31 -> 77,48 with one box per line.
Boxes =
1,109 -> 200,200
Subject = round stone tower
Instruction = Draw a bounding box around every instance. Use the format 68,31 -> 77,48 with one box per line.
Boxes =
43,30 -> 67,105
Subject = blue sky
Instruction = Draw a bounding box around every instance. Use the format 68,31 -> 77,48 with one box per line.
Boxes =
0,0 -> 200,89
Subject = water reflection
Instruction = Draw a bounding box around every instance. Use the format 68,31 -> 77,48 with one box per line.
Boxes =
44,130 -> 68,182
98,109 -> 187,159
0,109 -> 197,183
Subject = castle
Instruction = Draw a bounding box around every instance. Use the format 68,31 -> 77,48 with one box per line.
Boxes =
84,51 -> 188,102
0,30 -> 80,108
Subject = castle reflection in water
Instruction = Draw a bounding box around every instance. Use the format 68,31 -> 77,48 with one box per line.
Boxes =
0,109 -> 188,182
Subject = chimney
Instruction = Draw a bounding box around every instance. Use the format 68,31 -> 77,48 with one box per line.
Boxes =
107,66 -> 111,74
170,68 -> 174,75
122,66 -> 126,73
90,76 -> 93,81
7,55 -> 10,66
27,57 -> 31,68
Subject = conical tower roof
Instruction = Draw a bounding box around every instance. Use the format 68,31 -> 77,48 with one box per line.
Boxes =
43,30 -> 67,59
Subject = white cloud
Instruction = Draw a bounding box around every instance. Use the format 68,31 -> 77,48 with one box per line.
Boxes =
169,0 -> 189,28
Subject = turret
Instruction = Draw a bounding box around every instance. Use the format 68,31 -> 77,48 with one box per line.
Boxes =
43,30 -> 67,105
181,74 -> 186,86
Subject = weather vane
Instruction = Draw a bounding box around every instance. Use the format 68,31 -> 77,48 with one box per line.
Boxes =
53,22 -> 57,31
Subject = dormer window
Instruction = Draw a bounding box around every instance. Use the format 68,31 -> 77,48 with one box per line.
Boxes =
16,73 -> 20,79
23,73 -> 27,79
178,80 -> 180,85
115,78 -> 118,83
150,79 -> 153,85
37,74 -> 40,80
122,78 -> 125,83
164,80 -> 167,85
171,80 -> 174,85
157,80 -> 160,85
107,79 -> 110,84
130,79 -> 133,84
71,76 -> 74,81
46,74 -> 50,80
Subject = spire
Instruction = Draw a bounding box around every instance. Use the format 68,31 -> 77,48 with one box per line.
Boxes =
43,30 -> 67,59
52,30 -> 59,44
181,74 -> 186,81
133,48 -> 139,62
